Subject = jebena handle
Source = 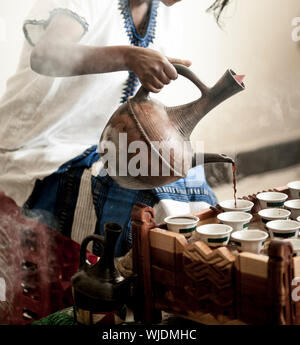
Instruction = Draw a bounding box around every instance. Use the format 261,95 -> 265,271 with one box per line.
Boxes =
79,234 -> 105,270
133,63 -> 209,101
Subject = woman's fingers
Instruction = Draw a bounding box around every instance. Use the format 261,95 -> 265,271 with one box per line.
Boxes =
167,57 -> 192,67
149,75 -> 164,92
142,76 -> 164,93
142,72 -> 171,93
158,70 -> 171,85
132,49 -> 193,93
163,62 -> 178,80
151,76 -> 164,90
146,85 -> 162,93
164,57 -> 192,80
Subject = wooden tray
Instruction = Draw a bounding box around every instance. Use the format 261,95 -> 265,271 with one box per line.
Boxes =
131,186 -> 300,325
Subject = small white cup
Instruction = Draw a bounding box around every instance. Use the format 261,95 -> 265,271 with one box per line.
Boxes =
283,238 -> 300,256
219,199 -> 254,213
258,208 -> 291,227
284,199 -> 300,220
287,181 -> 300,199
231,229 -> 268,254
256,192 -> 288,209
196,223 -> 232,247
266,219 -> 300,240
217,211 -> 253,232
164,215 -> 199,238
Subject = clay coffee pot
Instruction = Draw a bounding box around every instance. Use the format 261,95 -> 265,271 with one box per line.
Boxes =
71,223 -> 134,325
99,64 -> 245,189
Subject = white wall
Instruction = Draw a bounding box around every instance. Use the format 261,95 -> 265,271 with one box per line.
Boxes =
167,0 -> 300,154
1,0 -> 300,155
0,0 -> 35,94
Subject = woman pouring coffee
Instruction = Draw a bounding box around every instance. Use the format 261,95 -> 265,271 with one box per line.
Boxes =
0,0 -> 230,257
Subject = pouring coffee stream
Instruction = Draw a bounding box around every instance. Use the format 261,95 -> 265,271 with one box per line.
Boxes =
232,163 -> 237,208
99,63 -> 245,190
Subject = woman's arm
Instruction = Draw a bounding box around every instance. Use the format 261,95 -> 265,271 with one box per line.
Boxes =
31,14 -> 191,93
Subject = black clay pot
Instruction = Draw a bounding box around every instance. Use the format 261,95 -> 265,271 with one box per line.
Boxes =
71,223 -> 133,325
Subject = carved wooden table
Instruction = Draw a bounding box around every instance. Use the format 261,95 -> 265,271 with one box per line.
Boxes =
131,186 -> 300,325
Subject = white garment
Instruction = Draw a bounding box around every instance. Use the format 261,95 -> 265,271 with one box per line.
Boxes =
0,0 -> 183,207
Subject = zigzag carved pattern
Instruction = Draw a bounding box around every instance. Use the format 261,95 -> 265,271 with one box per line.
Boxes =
183,286 -> 234,308
183,241 -> 236,289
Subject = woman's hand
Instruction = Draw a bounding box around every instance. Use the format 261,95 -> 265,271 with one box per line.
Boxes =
30,13 -> 191,86
125,47 -> 192,93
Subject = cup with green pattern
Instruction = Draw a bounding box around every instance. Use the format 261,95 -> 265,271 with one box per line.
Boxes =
256,192 -> 288,209
258,208 -> 291,228
284,199 -> 300,220
196,223 -> 232,247
217,211 -> 253,232
219,199 -> 254,213
283,238 -> 300,256
164,215 -> 199,238
288,181 -> 300,199
231,229 -> 268,254
266,219 -> 300,240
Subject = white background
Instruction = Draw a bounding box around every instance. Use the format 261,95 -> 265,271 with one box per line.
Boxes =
0,0 -> 300,154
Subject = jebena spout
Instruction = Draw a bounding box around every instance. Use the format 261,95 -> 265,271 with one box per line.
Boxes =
192,152 -> 235,167
168,66 -> 245,139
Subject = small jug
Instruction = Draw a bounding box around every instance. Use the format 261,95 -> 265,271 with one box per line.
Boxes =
71,223 -> 133,325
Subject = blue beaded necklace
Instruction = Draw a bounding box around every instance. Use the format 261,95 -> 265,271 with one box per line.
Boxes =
119,0 -> 159,103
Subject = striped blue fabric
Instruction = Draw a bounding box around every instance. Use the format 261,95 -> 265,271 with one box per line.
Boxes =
23,146 -> 217,257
